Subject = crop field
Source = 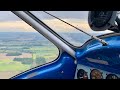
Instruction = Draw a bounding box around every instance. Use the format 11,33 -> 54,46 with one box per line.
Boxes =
0,32 -> 59,79
0,32 -> 92,79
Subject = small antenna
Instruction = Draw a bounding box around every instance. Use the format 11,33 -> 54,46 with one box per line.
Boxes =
43,11 -> 108,46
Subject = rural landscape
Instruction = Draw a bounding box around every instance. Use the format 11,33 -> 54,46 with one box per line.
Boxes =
0,32 -> 59,79
0,31 -> 100,79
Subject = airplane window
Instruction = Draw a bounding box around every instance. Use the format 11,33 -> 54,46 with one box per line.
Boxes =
31,11 -> 113,47
0,11 -> 59,79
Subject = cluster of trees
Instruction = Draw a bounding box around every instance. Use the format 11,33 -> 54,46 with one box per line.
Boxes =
22,47 -> 30,49
13,57 -> 46,66
6,52 -> 22,56
35,57 -> 46,65
14,58 -> 33,64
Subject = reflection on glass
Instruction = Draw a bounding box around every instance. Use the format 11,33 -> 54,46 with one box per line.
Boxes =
31,11 -> 113,46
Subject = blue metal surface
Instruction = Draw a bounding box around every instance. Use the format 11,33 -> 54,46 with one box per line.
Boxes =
75,35 -> 120,74
12,34 -> 120,79
11,52 -> 77,79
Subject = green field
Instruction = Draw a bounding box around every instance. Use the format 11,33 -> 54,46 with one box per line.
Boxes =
0,59 -> 30,71
0,32 -> 59,78
0,45 -> 58,71
0,45 -> 59,79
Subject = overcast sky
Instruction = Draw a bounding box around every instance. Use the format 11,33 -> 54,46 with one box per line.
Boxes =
0,11 -> 20,21
0,11 -> 88,21
32,11 -> 88,20
0,11 -> 91,32
0,11 -> 112,33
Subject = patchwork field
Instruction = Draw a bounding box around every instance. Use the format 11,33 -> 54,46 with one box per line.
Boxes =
0,32 -> 91,79
0,32 -> 59,79
0,53 -> 32,60
0,71 -> 21,79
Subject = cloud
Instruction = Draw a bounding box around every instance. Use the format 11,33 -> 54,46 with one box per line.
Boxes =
43,18 -> 91,32
0,11 -> 20,22
0,21 -> 35,32
0,18 -> 90,32
0,11 -> 91,32
0,18 -> 113,34
43,18 -> 113,33
0,11 -> 89,22
31,11 -> 89,20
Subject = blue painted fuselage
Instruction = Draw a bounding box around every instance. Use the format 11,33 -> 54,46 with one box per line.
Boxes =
11,34 -> 120,79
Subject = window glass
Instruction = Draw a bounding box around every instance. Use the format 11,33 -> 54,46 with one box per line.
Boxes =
31,11 -> 113,46
0,11 -> 59,79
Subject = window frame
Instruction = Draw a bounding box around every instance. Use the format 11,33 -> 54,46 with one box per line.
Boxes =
0,11 -> 61,79
30,11 -> 115,48
1,11 -> 115,79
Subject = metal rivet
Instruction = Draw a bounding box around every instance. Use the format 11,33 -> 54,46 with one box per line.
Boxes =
74,60 -> 77,64
61,71 -> 64,74
119,54 -> 120,58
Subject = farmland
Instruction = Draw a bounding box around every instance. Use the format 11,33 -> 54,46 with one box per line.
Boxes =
0,31 -> 96,79
0,32 -> 59,79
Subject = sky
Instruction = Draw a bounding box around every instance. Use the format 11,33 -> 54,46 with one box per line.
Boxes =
0,11 -> 88,21
0,11 -> 91,32
0,11 -> 112,33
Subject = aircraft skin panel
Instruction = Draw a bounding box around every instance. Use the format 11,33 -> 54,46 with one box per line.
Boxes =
75,35 -> 120,79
